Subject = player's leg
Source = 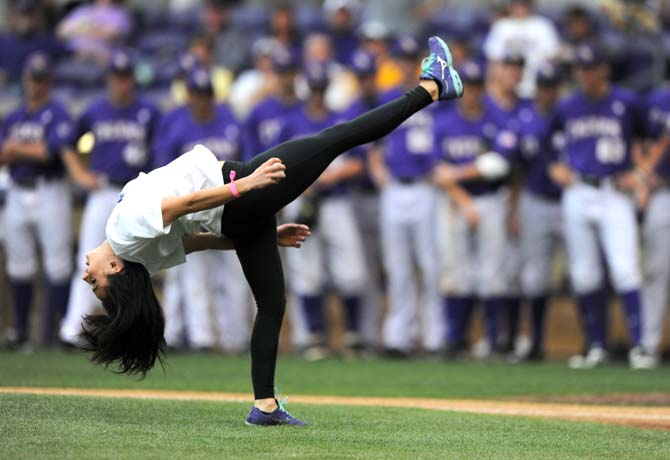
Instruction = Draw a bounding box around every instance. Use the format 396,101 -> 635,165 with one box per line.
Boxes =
476,192 -> 508,357
439,193 -> 475,356
599,189 -> 643,356
563,184 -> 607,367
221,85 -> 436,231
182,251 -> 215,350
642,189 -> 670,361
60,188 -> 119,345
4,187 -> 38,347
37,179 -> 73,346
410,184 -> 443,353
284,202 -> 327,359
381,185 -> 418,355
162,265 -> 185,348
520,192 -> 558,357
323,197 -> 367,351
210,250 -> 251,354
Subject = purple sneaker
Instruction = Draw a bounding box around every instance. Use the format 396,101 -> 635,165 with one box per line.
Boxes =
245,399 -> 307,427
419,36 -> 463,100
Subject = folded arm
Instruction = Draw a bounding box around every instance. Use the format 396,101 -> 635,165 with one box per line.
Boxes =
182,224 -> 311,254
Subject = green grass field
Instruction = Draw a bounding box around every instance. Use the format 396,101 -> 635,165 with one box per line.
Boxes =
1,350 -> 669,459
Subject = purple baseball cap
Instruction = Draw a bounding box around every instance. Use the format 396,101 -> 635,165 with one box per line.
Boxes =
392,34 -> 421,59
304,61 -> 330,90
272,46 -> 300,73
108,49 -> 135,75
459,60 -> 485,85
23,52 -> 52,79
349,49 -> 376,77
536,63 -> 561,86
574,43 -> 607,68
187,67 -> 214,93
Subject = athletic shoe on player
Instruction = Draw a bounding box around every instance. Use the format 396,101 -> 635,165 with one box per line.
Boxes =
568,346 -> 608,369
245,398 -> 307,427
419,36 -> 463,101
628,345 -> 659,370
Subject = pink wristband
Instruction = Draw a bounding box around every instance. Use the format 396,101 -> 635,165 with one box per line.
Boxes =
229,170 -> 240,198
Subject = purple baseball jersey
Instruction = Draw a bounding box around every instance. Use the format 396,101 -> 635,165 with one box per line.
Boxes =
242,96 -> 301,161
379,87 -> 437,179
512,103 -> 563,199
0,99 -> 72,180
433,104 -> 512,196
645,88 -> 670,179
155,104 -> 241,167
74,96 -> 160,183
553,86 -> 645,177
279,104 -> 352,196
485,95 -> 534,132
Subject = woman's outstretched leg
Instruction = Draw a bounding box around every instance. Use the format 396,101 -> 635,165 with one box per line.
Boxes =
223,84 -> 438,231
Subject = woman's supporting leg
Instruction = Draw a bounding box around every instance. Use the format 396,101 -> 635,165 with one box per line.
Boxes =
232,218 -> 285,400
222,86 -> 433,234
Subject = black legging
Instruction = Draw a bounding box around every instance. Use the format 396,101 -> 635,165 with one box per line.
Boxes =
220,86 -> 433,399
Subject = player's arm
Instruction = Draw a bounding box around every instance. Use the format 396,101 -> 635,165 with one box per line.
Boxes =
444,181 -> 479,229
433,152 -> 510,188
641,132 -> 669,175
61,147 -> 99,190
1,140 -> 49,163
317,155 -> 364,186
367,145 -> 390,188
161,157 -> 286,226
183,224 -> 310,253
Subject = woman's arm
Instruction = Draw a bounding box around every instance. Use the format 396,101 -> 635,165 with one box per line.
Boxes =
161,157 -> 286,226
182,224 -> 311,254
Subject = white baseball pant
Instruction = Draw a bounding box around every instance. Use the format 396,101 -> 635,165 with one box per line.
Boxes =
60,186 -> 122,343
562,182 -> 642,294
519,191 -> 563,297
4,179 -> 72,283
642,189 -> 670,353
381,181 -> 443,352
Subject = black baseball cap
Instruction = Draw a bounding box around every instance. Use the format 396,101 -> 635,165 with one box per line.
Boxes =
574,44 -> 607,68
108,49 -> 135,75
536,63 -> 561,86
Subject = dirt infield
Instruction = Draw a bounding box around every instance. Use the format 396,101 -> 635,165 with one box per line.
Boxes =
2,387 -> 669,430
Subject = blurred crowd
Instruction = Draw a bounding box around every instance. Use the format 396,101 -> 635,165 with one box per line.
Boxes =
0,0 -> 669,369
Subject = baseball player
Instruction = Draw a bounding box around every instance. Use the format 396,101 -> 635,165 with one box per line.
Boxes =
369,35 -> 444,356
156,67 -> 248,352
342,49 -> 384,349
507,64 -> 565,361
281,62 -> 367,360
242,46 -> 301,161
433,60 -> 514,359
640,87 -> 670,368
59,50 -> 161,347
549,44 -> 650,369
484,52 -> 534,354
0,53 -> 73,349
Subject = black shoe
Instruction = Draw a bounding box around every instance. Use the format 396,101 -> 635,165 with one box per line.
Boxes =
295,193 -> 321,229
443,341 -> 469,361
380,348 -> 411,359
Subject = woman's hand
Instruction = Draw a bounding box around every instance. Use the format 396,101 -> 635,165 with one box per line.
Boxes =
247,158 -> 286,190
277,223 -> 311,248
549,162 -> 574,188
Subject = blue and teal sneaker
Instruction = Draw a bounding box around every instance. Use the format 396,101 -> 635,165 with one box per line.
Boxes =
245,397 -> 307,427
419,36 -> 464,100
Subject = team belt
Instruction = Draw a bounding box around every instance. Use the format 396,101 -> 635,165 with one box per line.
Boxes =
12,176 -> 59,188
396,177 -> 424,185
576,174 -> 612,188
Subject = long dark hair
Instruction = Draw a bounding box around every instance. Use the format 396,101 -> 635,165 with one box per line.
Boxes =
79,260 -> 166,377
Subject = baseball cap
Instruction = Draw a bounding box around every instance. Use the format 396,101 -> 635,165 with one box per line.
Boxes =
187,67 -> 214,93
502,51 -> 525,67
272,46 -> 300,73
304,61 -> 330,90
536,63 -> 561,86
177,52 -> 201,77
108,49 -> 134,75
23,52 -> 52,80
349,49 -> 376,77
392,34 -> 421,59
358,20 -> 390,42
459,60 -> 485,85
323,0 -> 360,15
574,44 -> 607,68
